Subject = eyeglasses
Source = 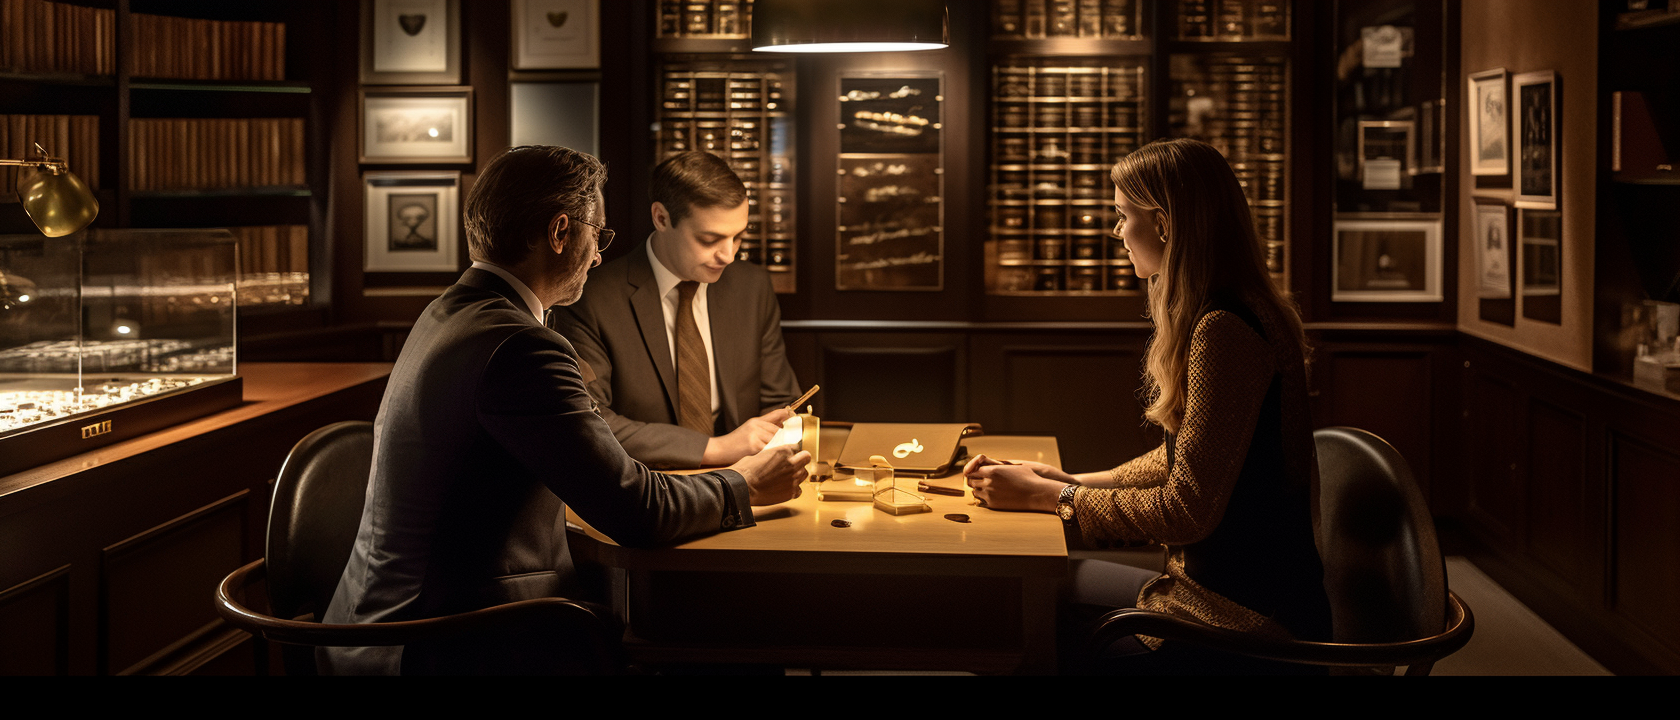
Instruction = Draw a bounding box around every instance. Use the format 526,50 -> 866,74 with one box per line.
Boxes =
573,216 -> 615,252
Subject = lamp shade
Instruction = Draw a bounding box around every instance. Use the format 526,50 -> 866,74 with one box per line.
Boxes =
17,165 -> 99,238
752,0 -> 948,53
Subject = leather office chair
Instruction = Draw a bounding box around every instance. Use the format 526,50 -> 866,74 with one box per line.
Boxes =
1084,427 -> 1474,675
215,421 -> 623,675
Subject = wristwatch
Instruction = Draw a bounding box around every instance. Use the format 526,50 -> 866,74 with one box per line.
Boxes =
1055,484 -> 1079,526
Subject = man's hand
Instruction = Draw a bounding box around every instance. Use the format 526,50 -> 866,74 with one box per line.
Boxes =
731,443 -> 812,506
702,407 -> 796,466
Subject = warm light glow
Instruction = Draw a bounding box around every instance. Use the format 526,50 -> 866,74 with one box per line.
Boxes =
14,295 -> 28,303
427,127 -> 440,138
116,325 -> 132,335
754,42 -> 947,53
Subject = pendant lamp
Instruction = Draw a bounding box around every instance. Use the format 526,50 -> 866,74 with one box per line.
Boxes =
752,0 -> 948,54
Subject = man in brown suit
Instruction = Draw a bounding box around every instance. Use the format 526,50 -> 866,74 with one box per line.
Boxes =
553,152 -> 801,469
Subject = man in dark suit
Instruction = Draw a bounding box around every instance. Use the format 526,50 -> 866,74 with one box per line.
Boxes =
319,146 -> 810,675
553,152 -> 801,469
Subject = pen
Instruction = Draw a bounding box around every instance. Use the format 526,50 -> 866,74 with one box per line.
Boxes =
787,384 -> 820,412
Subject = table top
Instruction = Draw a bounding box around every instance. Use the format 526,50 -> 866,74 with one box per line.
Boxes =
566,433 -> 1069,578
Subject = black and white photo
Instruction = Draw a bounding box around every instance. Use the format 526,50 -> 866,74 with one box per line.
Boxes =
1467,68 -> 1509,176
360,88 -> 474,164
365,172 -> 460,272
1473,199 -> 1512,299
361,0 -> 461,84
1514,70 -> 1559,209
512,0 -> 599,70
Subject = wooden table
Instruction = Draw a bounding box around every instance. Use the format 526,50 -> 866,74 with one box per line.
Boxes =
565,432 -> 1068,674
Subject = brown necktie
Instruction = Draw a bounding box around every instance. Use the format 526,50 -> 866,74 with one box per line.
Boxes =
674,281 -> 712,434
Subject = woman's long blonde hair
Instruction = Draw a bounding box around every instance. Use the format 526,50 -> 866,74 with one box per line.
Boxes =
1112,139 -> 1308,434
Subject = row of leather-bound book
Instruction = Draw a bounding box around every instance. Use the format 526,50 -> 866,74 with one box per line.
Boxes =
1,114 -> 100,195
128,118 -> 306,192
1,0 -> 287,81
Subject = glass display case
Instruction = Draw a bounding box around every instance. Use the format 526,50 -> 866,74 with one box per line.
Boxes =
658,0 -> 755,39
656,57 -> 798,293
0,229 -> 243,477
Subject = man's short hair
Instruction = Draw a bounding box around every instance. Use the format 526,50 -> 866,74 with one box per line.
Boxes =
465,145 -> 606,267
650,151 -> 747,225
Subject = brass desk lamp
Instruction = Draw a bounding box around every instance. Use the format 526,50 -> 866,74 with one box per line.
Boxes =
2,143 -> 100,238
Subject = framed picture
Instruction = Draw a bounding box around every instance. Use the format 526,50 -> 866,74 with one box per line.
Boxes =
1514,70 -> 1560,209
1357,120 -> 1414,190
1467,68 -> 1509,176
360,87 -> 474,164
1472,199 -> 1513,299
836,74 -> 946,292
1331,217 -> 1443,303
364,172 -> 460,272
1520,208 -> 1564,324
512,0 -> 600,70
361,0 -> 461,85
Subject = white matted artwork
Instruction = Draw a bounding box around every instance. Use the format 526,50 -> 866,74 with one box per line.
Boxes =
1514,70 -> 1560,209
512,0 -> 600,70
365,172 -> 460,272
360,88 -> 473,164
1332,218 -> 1443,303
1467,68 -> 1509,176
1472,200 -> 1512,299
362,0 -> 461,84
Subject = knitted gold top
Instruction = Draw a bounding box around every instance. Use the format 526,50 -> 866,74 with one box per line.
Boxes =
1072,300 -> 1324,647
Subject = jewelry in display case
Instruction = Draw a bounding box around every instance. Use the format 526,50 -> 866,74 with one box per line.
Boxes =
0,229 -> 243,478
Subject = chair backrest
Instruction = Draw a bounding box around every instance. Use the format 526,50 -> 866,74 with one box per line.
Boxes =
1314,427 -> 1447,645
265,421 -> 376,625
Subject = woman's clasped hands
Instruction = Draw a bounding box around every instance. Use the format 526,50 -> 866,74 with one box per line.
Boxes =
963,454 -> 1077,513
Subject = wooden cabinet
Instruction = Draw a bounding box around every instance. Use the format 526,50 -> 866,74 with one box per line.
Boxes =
0,363 -> 389,675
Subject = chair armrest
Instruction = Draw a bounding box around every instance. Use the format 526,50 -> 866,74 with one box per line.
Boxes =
216,559 -> 620,648
1088,591 -> 1474,670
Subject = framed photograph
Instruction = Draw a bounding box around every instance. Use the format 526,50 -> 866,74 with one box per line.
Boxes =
364,172 -> 460,272
1520,208 -> 1564,324
1467,68 -> 1509,176
512,0 -> 600,70
1331,218 -> 1443,303
1357,120 -> 1414,190
360,87 -> 474,164
1472,199 -> 1513,299
1514,70 -> 1560,209
361,0 -> 461,85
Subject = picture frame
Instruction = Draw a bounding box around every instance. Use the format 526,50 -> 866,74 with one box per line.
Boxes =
361,0 -> 462,85
1472,198 -> 1513,299
512,0 -> 600,70
364,171 -> 461,273
1520,208 -> 1564,324
360,87 -> 474,164
1331,217 -> 1443,303
1467,68 -> 1509,176
1357,120 -> 1414,190
1514,70 -> 1560,210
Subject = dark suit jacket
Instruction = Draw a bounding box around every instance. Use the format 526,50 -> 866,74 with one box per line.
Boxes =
319,268 -> 754,675
552,243 -> 800,468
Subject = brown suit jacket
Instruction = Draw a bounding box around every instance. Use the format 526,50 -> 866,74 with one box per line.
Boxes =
552,242 -> 800,468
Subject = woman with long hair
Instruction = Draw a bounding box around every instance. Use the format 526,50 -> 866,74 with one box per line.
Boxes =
965,138 -> 1331,673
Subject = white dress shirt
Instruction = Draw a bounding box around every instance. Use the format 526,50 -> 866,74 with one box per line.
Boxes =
470,261 -> 546,323
646,239 -> 721,418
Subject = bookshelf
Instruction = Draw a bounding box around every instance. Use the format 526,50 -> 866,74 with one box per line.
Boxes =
0,0 -> 326,320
